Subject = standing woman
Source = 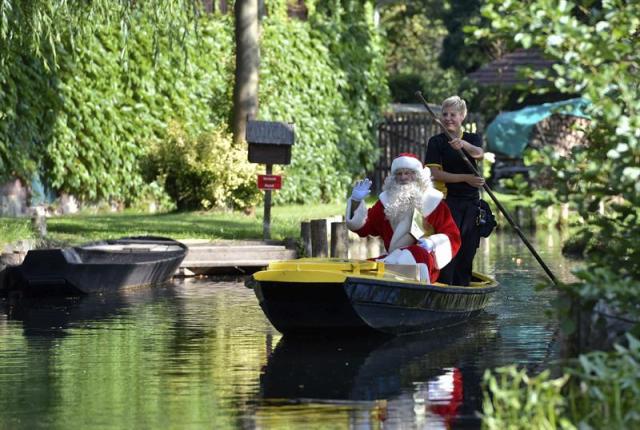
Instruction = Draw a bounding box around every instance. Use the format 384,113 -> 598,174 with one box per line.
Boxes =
424,96 -> 484,286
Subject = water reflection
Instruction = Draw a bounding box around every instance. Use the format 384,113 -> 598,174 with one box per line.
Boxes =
4,287 -> 176,337
257,317 -> 498,428
0,230 -> 576,429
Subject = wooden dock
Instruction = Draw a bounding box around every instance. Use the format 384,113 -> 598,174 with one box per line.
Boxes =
178,239 -> 297,276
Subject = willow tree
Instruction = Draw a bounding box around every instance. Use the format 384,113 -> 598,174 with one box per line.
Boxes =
0,1 -> 201,189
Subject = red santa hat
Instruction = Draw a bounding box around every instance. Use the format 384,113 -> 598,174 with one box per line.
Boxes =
391,153 -> 423,174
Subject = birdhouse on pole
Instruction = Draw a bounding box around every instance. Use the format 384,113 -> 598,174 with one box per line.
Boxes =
246,120 -> 295,240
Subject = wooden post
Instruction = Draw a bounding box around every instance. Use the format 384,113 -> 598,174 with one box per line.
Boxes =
367,236 -> 380,257
515,206 -> 524,227
31,207 -> 47,238
300,221 -> 312,257
359,236 -> 368,259
263,164 -> 272,240
330,222 -> 348,259
310,219 -> 328,257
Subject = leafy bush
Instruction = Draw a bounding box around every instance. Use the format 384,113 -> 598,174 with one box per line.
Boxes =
45,13 -> 234,202
482,335 -> 640,429
260,2 -> 390,204
482,367 -> 573,430
145,123 -> 260,211
0,2 -> 233,203
1,1 -> 388,207
388,73 -> 423,103
126,179 -> 176,214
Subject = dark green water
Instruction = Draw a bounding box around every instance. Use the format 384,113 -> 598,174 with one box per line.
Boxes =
0,230 -> 576,429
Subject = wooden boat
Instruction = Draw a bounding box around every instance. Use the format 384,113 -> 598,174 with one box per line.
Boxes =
246,258 -> 498,336
2,236 -> 187,297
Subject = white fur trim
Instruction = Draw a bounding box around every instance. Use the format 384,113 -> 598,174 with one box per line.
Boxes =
428,233 -> 453,269
379,191 -> 389,207
391,156 -> 422,173
346,199 -> 367,231
421,188 -> 444,216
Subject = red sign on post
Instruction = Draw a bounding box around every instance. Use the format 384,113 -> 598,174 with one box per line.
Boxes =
257,174 -> 282,190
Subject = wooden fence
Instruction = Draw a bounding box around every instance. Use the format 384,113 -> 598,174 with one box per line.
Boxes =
370,108 -> 484,194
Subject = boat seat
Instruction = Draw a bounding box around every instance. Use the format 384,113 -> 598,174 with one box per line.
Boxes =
383,263 -> 420,281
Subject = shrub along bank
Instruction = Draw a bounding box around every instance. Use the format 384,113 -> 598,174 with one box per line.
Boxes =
475,0 -> 640,427
0,1 -> 388,210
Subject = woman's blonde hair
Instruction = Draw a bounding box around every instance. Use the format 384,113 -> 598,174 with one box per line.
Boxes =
442,95 -> 467,117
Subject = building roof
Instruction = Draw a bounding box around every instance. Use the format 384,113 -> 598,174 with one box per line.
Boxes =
467,49 -> 555,87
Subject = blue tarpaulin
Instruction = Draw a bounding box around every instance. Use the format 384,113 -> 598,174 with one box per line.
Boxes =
486,98 -> 591,158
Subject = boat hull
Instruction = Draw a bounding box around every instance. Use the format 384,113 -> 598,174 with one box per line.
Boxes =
252,273 -> 498,336
344,277 -> 494,335
3,236 -> 187,297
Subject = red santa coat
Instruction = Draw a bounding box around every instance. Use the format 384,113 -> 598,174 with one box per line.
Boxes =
346,188 -> 461,283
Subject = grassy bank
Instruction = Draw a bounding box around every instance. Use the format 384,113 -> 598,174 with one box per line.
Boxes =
0,218 -> 35,248
2,193 -> 570,249
1,202 -> 345,247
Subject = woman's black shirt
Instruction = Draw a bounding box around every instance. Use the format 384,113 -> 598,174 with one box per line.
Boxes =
425,132 -> 482,200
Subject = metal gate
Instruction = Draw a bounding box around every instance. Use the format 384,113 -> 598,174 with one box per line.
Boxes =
371,108 -> 484,193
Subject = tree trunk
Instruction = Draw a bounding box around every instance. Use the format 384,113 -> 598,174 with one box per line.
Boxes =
232,0 -> 260,145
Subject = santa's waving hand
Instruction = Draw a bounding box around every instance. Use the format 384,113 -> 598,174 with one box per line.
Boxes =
346,153 -> 461,284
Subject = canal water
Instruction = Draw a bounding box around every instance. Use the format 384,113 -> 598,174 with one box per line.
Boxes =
0,230 -> 577,429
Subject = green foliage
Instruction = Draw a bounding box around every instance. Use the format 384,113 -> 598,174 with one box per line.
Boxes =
567,335 -> 640,428
482,367 -> 573,430
477,0 -> 640,314
0,46 -> 59,183
379,4 -> 462,104
482,335 -> 640,429
259,18 -> 345,204
260,1 -> 390,203
497,173 -> 531,196
1,2 -> 234,202
145,122 -> 260,210
126,179 -> 177,213
1,1 -> 388,207
45,12 -> 234,202
476,1 -> 640,425
0,0 -> 206,189
438,0 -> 492,74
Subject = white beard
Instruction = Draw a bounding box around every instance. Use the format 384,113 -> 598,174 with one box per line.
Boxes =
383,182 -> 423,228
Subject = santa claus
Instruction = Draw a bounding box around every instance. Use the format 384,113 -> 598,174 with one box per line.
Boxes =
346,153 -> 461,283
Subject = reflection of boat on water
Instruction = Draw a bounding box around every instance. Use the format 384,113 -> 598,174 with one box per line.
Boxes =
2,236 -> 187,297
247,258 -> 499,335
2,286 -> 176,337
260,319 -> 496,402
259,319 -> 498,427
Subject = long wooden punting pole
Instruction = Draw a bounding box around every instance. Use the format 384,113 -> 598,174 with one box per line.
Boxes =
415,91 -> 559,286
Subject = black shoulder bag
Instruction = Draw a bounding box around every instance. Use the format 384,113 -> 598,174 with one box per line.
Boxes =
477,199 -> 497,238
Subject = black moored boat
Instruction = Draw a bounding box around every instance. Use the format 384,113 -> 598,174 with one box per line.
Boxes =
246,258 -> 499,336
2,236 -> 187,297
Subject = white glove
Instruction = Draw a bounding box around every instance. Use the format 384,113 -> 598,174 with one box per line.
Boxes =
417,238 -> 434,252
350,178 -> 372,201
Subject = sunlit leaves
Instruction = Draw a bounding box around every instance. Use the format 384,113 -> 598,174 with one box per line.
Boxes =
260,1 -> 389,204
475,2 -> 640,424
483,335 -> 640,429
